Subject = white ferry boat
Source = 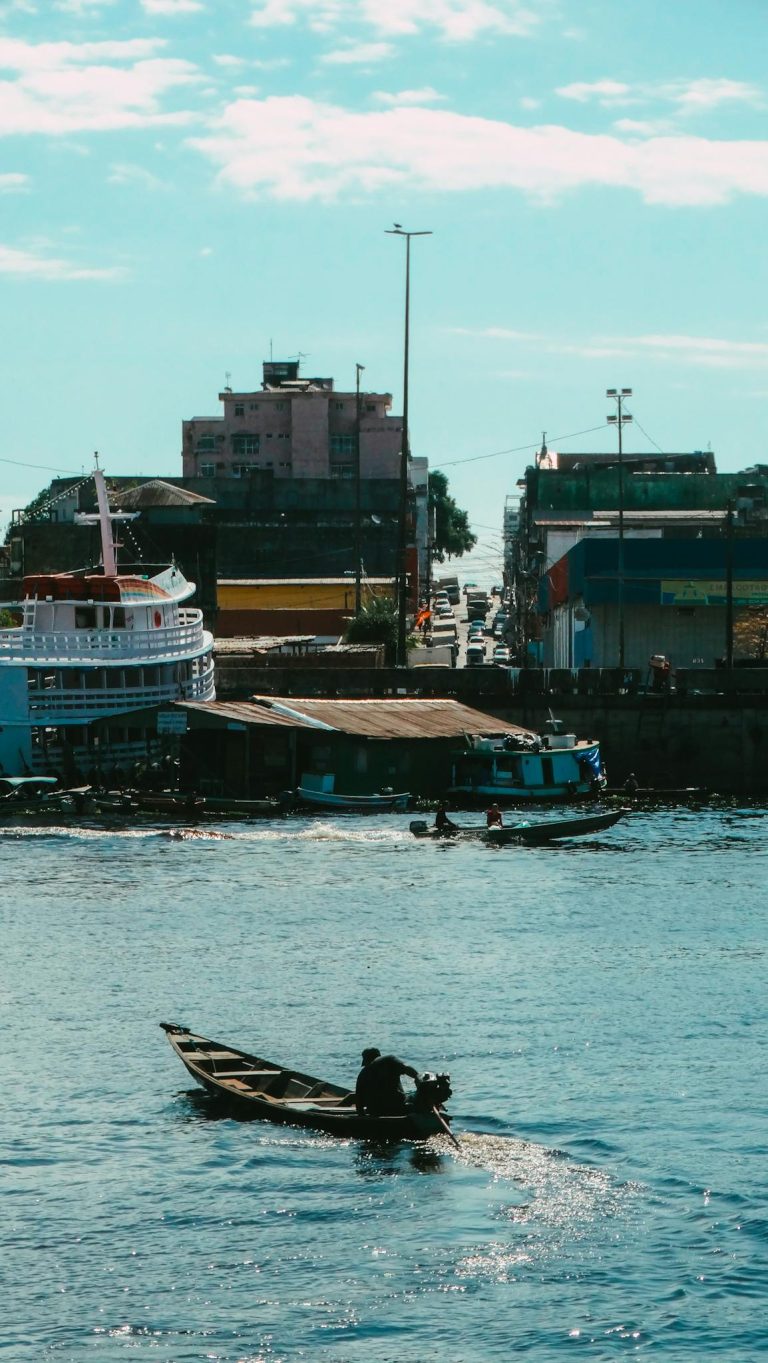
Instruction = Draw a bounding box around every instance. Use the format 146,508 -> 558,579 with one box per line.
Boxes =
448,725 -> 605,803
0,467 -> 214,778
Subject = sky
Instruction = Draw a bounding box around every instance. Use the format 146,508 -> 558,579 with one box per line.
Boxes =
1,0 -> 767,582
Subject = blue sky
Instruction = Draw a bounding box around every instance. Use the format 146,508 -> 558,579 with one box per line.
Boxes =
2,0 -> 767,580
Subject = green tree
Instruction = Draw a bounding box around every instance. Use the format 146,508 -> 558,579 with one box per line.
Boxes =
344,596 -> 410,664
428,470 -> 477,562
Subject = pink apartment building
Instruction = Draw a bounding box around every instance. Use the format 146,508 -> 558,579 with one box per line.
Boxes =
182,360 -> 403,482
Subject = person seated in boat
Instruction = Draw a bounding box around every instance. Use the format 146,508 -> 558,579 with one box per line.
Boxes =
486,803 -> 503,828
435,802 -> 458,832
355,1047 -> 420,1118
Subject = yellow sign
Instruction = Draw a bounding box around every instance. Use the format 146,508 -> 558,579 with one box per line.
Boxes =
660,579 -> 768,606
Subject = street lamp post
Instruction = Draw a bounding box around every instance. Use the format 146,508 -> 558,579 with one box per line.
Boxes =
606,387 -> 633,670
386,225 -> 432,666
354,362 -> 365,616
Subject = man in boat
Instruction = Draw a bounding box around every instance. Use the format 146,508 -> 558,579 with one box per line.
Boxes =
435,802 -> 458,832
486,803 -> 503,828
355,1047 -> 420,1118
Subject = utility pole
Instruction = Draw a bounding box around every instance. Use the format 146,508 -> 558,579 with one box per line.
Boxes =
386,225 -> 432,666
607,387 -> 633,669
354,363 -> 365,616
725,499 -> 734,671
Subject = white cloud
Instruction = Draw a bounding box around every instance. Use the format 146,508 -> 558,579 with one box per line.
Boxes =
141,0 -> 204,12
557,75 -> 763,116
107,161 -> 165,188
667,78 -> 763,113
249,0 -> 541,40
54,0 -> 116,11
320,42 -> 393,65
0,172 -> 29,191
557,80 -> 633,105
0,38 -> 200,136
373,87 -> 445,106
189,96 -> 768,207
0,242 -> 124,279
212,54 -> 246,68
453,326 -> 768,369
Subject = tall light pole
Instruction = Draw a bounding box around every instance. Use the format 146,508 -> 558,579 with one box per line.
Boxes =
386,225 -> 432,666
606,387 -> 633,669
354,362 -> 365,616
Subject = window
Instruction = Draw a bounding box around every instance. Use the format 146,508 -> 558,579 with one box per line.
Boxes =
366,403 -> 376,412
330,435 -> 355,457
335,401 -> 345,411
200,463 -> 215,477
274,401 -> 285,411
232,463 -> 257,478
249,402 -> 259,411
330,464 -> 354,479
197,434 -> 215,451
75,607 -> 97,629
232,433 -> 260,457
234,403 -> 244,417
279,461 -> 291,468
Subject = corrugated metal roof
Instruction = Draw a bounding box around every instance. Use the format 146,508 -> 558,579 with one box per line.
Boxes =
218,577 -> 396,587
213,635 -> 315,654
178,697 -> 533,740
111,480 -> 215,508
179,700 -> 308,729
252,696 -> 533,739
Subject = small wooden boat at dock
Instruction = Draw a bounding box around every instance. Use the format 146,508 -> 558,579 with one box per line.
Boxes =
409,808 -> 625,845
287,787 -> 410,813
199,795 -> 281,818
161,1023 -> 453,1142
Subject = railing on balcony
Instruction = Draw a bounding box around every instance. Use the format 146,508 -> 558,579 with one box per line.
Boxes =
0,610 -> 208,664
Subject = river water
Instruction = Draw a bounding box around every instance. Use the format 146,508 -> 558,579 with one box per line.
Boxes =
1,804 -> 766,1362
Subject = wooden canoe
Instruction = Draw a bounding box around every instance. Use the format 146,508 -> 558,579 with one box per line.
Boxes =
160,1024 -> 452,1142
410,807 -> 626,844
291,788 -> 410,813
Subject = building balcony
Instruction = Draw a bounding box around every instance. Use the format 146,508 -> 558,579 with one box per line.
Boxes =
0,611 -> 210,666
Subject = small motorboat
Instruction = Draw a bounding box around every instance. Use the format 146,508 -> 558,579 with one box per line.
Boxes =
0,776 -> 69,817
409,808 -> 626,845
287,787 -> 410,813
160,1023 -> 453,1142
131,792 -> 205,814
200,796 -> 281,818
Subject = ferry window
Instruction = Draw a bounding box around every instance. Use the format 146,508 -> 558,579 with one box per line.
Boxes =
112,607 -> 125,628
354,746 -> 368,773
75,607 -> 96,629
542,756 -> 554,785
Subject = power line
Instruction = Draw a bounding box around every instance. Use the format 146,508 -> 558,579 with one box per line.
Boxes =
632,415 -> 666,455
434,423 -> 612,470
0,456 -> 83,475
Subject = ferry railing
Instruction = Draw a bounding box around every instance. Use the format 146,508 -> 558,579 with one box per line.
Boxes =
26,662 -> 215,720
0,609 -> 207,663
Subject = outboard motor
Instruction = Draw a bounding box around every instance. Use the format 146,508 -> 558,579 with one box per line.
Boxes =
411,1071 -> 452,1112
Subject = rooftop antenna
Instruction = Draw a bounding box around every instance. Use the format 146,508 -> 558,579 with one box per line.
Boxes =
224,370 -> 232,392
269,338 -> 273,361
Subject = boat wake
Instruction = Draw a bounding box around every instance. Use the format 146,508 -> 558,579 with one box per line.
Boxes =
437,1130 -> 643,1278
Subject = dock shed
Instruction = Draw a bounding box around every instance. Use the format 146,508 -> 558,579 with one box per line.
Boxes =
177,696 -> 533,798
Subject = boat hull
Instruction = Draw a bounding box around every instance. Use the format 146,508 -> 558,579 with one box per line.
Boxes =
161,1024 -> 448,1142
291,788 -> 410,813
410,808 -> 625,844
